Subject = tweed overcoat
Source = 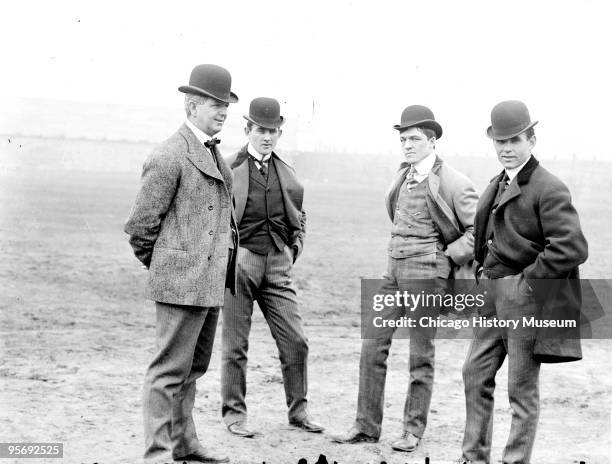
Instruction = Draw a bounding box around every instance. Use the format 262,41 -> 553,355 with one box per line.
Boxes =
226,146 -> 306,259
474,155 -> 588,361
385,156 -> 478,278
125,124 -> 237,307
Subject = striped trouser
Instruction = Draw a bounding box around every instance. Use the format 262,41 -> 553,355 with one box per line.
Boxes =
221,245 -> 309,425
461,273 -> 541,464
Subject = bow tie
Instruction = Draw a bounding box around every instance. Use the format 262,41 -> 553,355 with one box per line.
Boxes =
204,138 -> 220,148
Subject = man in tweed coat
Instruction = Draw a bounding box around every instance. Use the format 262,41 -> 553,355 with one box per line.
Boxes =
124,64 -> 238,464
459,100 -> 588,464
220,97 -> 323,438
333,105 -> 478,453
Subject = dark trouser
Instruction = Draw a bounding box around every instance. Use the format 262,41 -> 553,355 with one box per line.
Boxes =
221,245 -> 309,426
355,251 -> 450,439
143,302 -> 219,462
462,274 -> 541,464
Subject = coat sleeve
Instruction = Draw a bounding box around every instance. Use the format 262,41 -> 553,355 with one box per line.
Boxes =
124,150 -> 181,267
523,180 -> 588,283
292,210 -> 307,262
444,176 -> 478,266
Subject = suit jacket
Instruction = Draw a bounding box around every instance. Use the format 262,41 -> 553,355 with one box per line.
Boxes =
124,124 -> 238,307
226,146 -> 306,260
474,155 -> 588,362
385,156 -> 478,278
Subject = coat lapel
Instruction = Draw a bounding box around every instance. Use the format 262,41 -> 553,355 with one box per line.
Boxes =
427,157 -> 460,231
231,145 -> 250,224
180,124 -> 224,182
273,153 -> 303,229
495,155 -> 540,210
385,165 -> 409,220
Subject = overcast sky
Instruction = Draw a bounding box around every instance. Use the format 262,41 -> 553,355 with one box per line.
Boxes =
2,0 -> 611,158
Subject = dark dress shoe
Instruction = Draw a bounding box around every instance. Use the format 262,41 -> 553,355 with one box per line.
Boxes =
227,421 -> 257,438
289,417 -> 325,433
175,446 -> 229,463
330,426 -> 378,444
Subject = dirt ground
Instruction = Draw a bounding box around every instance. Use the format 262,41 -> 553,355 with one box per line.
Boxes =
1,137 -> 611,464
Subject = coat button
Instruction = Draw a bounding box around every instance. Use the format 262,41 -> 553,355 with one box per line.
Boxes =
491,208 -> 496,214
487,239 -> 493,245
208,230 -> 214,236
207,255 -> 212,260
208,180 -> 214,186
208,205 -> 214,210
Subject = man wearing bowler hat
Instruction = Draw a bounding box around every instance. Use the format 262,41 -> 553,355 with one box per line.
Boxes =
125,64 -> 238,463
458,100 -> 588,464
333,105 -> 478,452
220,97 -> 323,437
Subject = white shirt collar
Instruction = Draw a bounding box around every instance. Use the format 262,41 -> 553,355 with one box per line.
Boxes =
412,151 -> 437,176
247,143 -> 272,163
185,119 -> 213,146
505,157 -> 531,182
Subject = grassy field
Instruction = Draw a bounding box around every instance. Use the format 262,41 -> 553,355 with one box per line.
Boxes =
1,136 -> 611,463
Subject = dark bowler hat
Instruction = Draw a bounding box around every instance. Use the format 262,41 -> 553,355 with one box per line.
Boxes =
243,97 -> 285,129
487,100 -> 538,140
178,64 -> 238,103
393,105 -> 443,139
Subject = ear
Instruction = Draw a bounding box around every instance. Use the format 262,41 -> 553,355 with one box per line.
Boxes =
188,101 -> 197,118
244,126 -> 250,137
278,129 -> 283,138
529,135 -> 537,149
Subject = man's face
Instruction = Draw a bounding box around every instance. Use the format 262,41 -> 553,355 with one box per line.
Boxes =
245,124 -> 282,156
192,97 -> 229,136
399,127 -> 435,165
493,132 -> 535,169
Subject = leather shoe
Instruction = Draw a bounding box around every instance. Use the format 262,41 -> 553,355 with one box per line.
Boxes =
227,421 -> 257,438
289,416 -> 325,433
330,426 -> 378,444
390,431 -> 420,452
175,446 -> 229,463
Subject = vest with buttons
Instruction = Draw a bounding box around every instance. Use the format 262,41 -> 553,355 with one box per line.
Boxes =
388,176 -> 441,258
238,157 -> 290,254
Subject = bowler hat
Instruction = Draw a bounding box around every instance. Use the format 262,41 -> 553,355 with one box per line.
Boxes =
393,105 -> 443,139
178,64 -> 238,103
487,100 -> 538,140
243,97 -> 285,129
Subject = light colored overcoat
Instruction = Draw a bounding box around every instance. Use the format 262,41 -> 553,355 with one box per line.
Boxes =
125,124 -> 237,307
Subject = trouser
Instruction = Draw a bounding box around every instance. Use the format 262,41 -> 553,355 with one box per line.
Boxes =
221,245 -> 309,425
462,273 -> 541,464
355,251 -> 451,438
143,302 -> 219,461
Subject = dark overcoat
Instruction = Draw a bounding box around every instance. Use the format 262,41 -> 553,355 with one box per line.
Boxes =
474,155 -> 588,362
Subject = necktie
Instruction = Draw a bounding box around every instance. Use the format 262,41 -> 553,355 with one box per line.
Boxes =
252,155 -> 270,177
405,165 -> 419,190
259,160 -> 268,177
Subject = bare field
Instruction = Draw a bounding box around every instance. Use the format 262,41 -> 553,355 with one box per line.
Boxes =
1,136 -> 611,464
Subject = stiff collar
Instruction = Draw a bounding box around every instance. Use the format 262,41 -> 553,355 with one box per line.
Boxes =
247,143 -> 272,163
185,119 -> 214,146
412,151 -> 436,176
505,156 -> 531,183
